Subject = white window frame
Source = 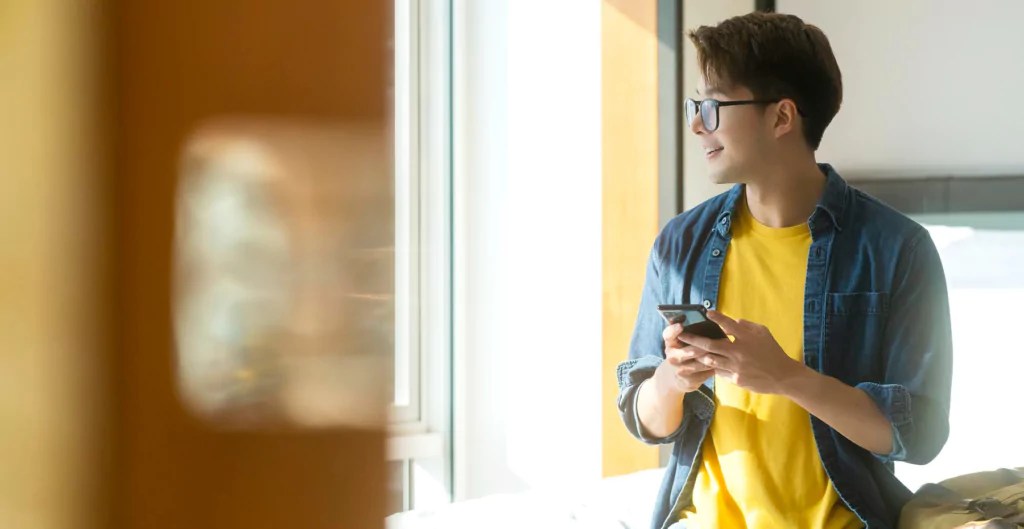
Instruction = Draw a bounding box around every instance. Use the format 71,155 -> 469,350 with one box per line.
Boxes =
392,0 -> 422,427
390,0 -> 452,475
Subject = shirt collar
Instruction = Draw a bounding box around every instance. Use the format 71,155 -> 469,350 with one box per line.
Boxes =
714,163 -> 848,236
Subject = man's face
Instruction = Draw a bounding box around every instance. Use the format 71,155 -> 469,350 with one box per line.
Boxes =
689,83 -> 773,185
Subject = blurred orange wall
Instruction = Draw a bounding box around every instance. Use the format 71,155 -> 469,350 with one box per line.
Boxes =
602,0 -> 662,477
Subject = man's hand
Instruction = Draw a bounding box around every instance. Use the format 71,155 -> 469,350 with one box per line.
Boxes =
653,322 -> 716,397
635,322 -> 716,439
675,310 -> 895,455
677,310 -> 806,395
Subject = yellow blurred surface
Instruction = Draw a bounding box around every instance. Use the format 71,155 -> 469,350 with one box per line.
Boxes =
0,1 -> 105,528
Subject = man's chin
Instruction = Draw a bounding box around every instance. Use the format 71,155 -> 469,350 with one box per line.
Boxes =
707,169 -> 737,185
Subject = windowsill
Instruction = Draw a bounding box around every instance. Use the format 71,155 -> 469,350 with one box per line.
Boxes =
387,430 -> 444,461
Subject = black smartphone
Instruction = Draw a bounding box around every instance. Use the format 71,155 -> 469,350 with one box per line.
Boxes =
656,304 -> 727,341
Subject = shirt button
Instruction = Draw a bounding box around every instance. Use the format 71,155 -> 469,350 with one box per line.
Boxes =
703,300 -> 712,309
711,248 -> 722,257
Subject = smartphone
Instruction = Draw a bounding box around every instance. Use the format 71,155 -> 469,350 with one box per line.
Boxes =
656,304 -> 727,341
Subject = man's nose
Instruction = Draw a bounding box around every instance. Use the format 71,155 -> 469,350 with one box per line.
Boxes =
688,112 -> 707,135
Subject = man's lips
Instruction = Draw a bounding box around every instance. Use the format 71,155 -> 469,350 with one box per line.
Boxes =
704,146 -> 724,158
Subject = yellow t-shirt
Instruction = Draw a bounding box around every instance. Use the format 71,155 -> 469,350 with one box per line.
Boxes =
684,203 -> 862,529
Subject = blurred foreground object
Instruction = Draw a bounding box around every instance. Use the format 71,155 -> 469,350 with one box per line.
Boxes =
175,119 -> 391,429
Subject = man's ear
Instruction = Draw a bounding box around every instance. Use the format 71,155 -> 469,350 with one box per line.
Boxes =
772,98 -> 799,139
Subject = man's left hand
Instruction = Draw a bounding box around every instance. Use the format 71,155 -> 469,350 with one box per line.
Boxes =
677,310 -> 807,395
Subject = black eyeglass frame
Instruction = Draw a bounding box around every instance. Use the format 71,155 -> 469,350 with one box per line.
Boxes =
684,98 -> 784,132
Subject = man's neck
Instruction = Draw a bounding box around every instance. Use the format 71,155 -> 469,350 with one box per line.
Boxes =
743,160 -> 826,229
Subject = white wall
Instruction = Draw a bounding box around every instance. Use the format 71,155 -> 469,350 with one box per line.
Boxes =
779,0 -> 1024,179
453,0 -> 604,501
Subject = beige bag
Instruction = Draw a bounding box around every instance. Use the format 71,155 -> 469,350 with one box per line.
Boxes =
899,468 -> 1024,529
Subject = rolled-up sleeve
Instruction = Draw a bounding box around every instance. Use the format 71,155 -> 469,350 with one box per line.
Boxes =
861,229 -> 953,465
616,239 -> 711,445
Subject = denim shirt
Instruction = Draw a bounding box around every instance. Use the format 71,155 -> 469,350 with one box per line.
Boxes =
617,165 -> 953,529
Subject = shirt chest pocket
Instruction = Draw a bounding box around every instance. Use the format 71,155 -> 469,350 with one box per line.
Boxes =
823,292 -> 890,382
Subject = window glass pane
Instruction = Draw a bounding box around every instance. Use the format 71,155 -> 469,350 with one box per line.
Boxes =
896,212 -> 1024,490
391,0 -> 417,412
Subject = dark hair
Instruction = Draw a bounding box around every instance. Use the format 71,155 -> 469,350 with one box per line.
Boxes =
687,12 -> 842,150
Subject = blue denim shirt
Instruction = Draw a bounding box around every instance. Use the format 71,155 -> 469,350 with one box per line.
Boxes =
617,164 -> 953,529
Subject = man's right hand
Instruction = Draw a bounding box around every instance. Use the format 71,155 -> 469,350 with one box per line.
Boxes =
654,323 -> 715,397
635,323 -> 716,439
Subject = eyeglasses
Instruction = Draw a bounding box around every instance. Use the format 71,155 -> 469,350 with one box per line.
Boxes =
684,98 -> 781,132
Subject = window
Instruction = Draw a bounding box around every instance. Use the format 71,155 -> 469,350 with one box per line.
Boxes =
852,176 -> 1024,490
392,0 -> 421,427
391,0 -> 452,432
897,212 -> 1024,492
388,0 -> 453,513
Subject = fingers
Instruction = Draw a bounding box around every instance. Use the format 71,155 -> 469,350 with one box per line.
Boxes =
705,310 -> 741,336
677,332 -> 727,354
665,345 -> 709,365
662,323 -> 683,343
708,310 -> 769,337
695,353 -> 733,372
674,356 -> 711,371
713,368 -> 737,384
676,361 -> 714,379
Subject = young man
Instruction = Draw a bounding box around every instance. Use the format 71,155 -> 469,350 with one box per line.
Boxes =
617,12 -> 953,529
